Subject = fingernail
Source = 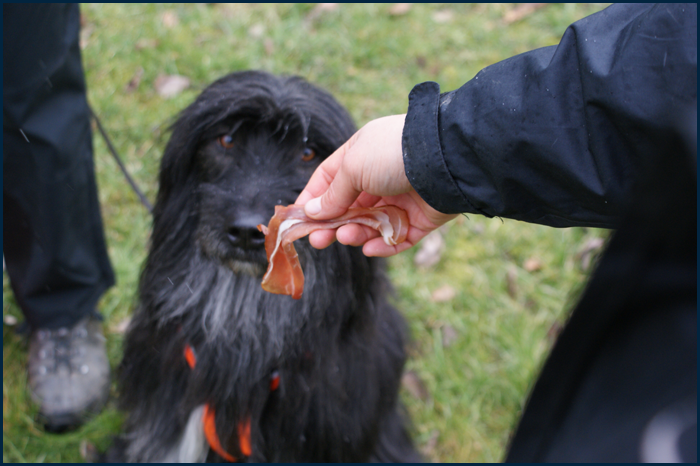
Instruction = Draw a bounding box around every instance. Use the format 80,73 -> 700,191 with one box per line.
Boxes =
305,197 -> 322,216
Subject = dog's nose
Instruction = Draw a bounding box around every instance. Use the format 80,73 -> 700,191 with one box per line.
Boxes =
227,216 -> 267,250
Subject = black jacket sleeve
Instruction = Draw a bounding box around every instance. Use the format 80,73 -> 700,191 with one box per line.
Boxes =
402,3 -> 697,228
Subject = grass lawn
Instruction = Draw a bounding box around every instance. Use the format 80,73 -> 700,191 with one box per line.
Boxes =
3,3 -> 610,462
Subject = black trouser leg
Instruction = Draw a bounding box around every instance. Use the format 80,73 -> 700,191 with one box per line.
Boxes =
3,3 -> 115,330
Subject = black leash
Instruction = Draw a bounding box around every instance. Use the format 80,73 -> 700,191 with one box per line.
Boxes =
88,104 -> 154,214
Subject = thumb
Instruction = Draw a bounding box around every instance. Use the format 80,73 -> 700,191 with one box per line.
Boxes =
304,166 -> 361,219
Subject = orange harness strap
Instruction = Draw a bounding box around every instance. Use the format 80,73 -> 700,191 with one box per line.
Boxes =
202,404 -> 240,461
184,344 -> 279,462
184,344 -> 197,369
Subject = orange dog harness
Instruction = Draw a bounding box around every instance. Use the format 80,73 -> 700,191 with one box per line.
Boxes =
184,344 -> 280,461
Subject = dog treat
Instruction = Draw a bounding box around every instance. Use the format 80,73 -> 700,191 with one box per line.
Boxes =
258,204 -> 409,299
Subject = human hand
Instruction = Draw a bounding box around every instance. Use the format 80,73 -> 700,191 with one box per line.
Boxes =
296,114 -> 458,257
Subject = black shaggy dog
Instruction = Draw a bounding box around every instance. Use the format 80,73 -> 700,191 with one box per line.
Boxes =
110,71 -> 419,462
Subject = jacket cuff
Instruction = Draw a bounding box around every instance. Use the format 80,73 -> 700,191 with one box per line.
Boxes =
402,81 -> 471,215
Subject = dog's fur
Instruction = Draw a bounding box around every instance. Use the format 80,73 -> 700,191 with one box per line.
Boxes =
110,71 -> 419,462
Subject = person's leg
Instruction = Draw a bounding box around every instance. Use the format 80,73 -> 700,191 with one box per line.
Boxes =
3,3 -> 114,432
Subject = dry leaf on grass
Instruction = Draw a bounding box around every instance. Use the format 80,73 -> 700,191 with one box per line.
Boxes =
3,315 -> 18,326
431,284 -> 456,303
79,23 -> 94,50
125,67 -> 144,93
578,237 -> 606,271
402,370 -> 430,401
135,38 -> 158,50
432,9 -> 454,23
306,3 -> 339,24
547,321 -> 564,342
414,230 -> 444,268
111,316 -> 132,334
161,10 -> 179,28
441,325 -> 459,348
264,37 -> 275,56
315,3 -> 339,13
420,429 -> 440,458
503,3 -> 547,24
523,257 -> 543,272
471,223 -> 485,234
80,440 -> 99,463
154,74 -> 190,99
249,24 -> 265,38
388,3 -> 411,16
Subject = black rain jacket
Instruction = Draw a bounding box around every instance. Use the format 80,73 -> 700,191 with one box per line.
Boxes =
403,3 -> 696,229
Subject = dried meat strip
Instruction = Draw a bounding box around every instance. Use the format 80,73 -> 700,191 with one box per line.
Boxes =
257,204 -> 408,299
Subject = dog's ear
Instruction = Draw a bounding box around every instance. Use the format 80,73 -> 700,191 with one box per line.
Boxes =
149,103 -> 210,254
156,112 -> 200,208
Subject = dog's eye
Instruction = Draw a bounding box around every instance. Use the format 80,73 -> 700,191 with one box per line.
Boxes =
301,147 -> 316,162
218,135 -> 235,149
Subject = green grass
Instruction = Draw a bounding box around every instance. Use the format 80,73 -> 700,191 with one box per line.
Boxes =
3,3 -> 610,462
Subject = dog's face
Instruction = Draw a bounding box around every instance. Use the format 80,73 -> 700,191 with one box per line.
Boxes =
194,117 -> 323,275
158,72 -> 356,277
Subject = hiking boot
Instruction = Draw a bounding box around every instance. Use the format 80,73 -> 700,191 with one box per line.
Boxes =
27,316 -> 110,432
